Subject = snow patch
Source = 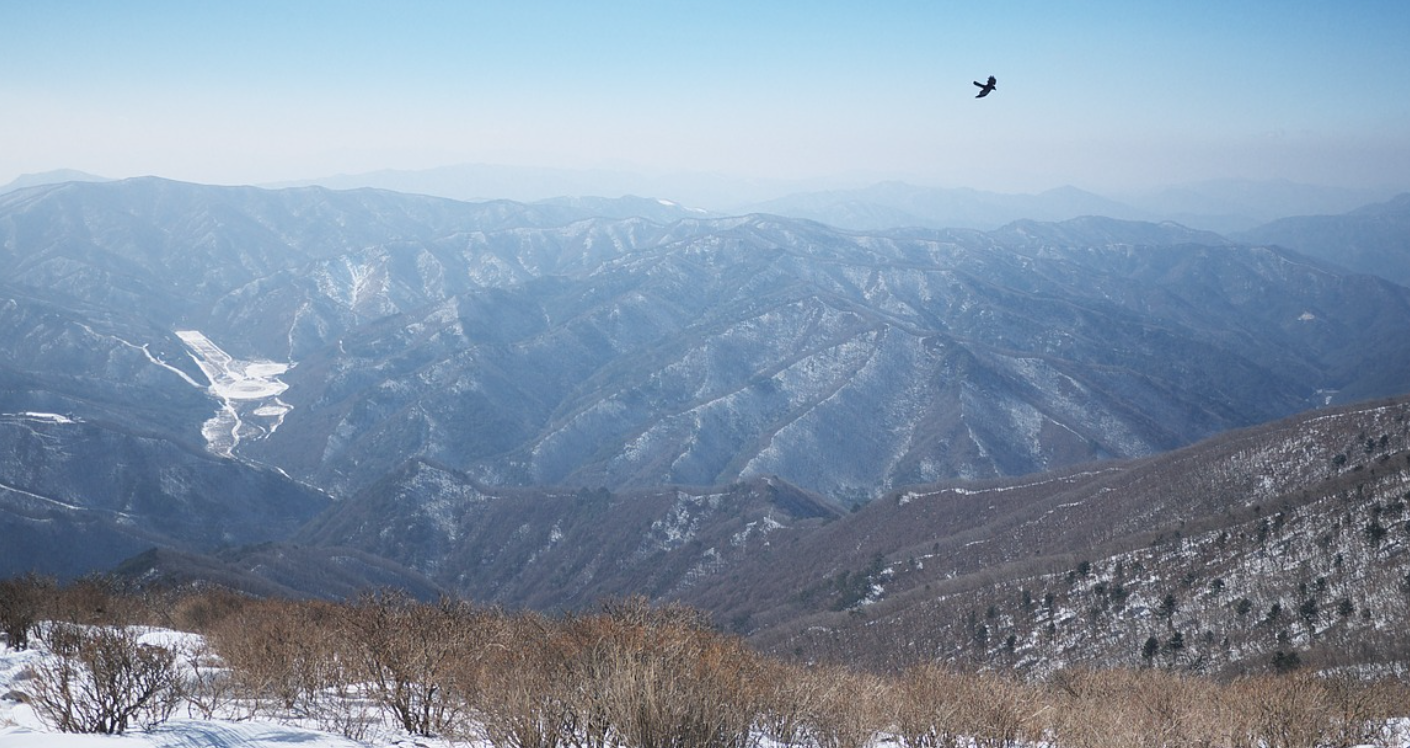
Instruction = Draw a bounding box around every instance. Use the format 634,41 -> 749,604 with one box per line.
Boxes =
176,331 -> 294,458
4,412 -> 79,424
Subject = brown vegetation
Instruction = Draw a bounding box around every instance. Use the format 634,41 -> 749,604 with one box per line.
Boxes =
26,622 -> 182,734
2,577 -> 1407,745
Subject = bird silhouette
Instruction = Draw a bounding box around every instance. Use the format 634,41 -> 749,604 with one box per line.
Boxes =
973,75 -> 997,98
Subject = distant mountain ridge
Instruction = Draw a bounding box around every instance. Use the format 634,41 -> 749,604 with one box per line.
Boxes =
16,164 -> 1401,232
742,182 -> 1148,231
1123,178 -> 1396,233
0,169 -> 109,195
269,163 -> 1402,232
1236,192 -> 1410,287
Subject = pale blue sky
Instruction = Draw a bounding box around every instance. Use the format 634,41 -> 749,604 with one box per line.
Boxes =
4,1 -> 1408,193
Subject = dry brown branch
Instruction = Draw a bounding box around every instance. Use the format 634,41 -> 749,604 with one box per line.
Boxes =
25,623 -> 182,734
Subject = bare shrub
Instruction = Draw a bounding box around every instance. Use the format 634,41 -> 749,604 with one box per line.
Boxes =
337,592 -> 488,738
165,586 -> 252,633
204,597 -> 350,723
1319,674 -> 1404,747
45,575 -> 141,626
1224,673 -> 1336,748
0,572 -> 52,650
753,658 -> 833,748
895,663 -> 966,748
952,671 -> 1041,748
1046,668 -> 1222,748
796,664 -> 891,748
557,597 -> 764,748
1220,673 -> 1407,748
476,610 -> 592,748
179,637 -> 242,723
25,623 -> 182,734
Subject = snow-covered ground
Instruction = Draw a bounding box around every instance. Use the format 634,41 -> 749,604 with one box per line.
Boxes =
175,331 -> 292,458
0,629 -> 456,748
0,718 -> 375,748
0,412 -> 80,425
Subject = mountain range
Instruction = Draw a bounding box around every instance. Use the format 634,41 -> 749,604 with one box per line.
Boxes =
13,166 -> 1395,233
3,175 -> 1410,672
117,391 -> 1410,675
281,164 -> 1398,231
1235,192 -> 1410,287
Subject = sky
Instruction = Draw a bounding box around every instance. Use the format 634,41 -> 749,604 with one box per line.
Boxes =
3,0 -> 1409,195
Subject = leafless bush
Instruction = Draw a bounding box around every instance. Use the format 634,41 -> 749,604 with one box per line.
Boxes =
179,637 -> 241,722
1045,668 -> 1222,748
795,664 -> 892,748
44,575 -> 140,626
1318,674 -> 1405,747
203,597 -> 348,721
753,658 -> 833,748
337,592 -> 490,738
952,671 -> 1042,748
165,586 -> 252,633
1223,673 -> 1336,748
204,596 -> 383,737
559,597 -> 765,748
0,572 -> 52,650
475,611 -> 584,748
1220,672 -> 1407,748
25,622 -> 182,734
895,663 -> 967,748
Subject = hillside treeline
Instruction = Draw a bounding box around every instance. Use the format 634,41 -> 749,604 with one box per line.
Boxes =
1,575 -> 1407,747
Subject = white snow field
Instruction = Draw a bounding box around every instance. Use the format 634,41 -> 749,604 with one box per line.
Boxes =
0,629 -> 454,748
175,331 -> 293,458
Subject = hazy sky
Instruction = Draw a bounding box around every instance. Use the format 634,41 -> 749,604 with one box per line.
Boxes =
4,1 -> 1409,194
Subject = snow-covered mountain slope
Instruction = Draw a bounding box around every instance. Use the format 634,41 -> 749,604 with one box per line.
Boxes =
245,211 -> 1410,498
292,466 -> 842,610
743,395 -> 1410,675
6,177 -> 1410,588
0,411 -> 329,579
116,395 -> 1410,677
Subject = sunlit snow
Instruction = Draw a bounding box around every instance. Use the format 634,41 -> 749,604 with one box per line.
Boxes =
176,331 -> 293,458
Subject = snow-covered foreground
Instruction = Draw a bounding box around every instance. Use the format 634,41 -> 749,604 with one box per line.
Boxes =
0,630 -> 456,748
3,625 -> 1407,748
0,627 -> 816,748
0,718 -> 373,748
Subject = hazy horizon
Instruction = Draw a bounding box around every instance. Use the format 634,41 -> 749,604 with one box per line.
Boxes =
5,1 -> 1410,195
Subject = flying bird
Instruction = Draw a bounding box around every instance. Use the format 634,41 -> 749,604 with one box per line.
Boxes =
973,75 -> 997,98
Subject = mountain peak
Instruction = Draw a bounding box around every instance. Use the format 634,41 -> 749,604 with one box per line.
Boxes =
0,168 -> 110,194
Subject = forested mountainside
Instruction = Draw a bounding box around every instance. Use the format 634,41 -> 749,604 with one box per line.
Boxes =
306,395 -> 1410,676
115,395 -> 1410,676
5,178 -> 1410,504
4,178 -> 1410,672
748,395 -> 1410,676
